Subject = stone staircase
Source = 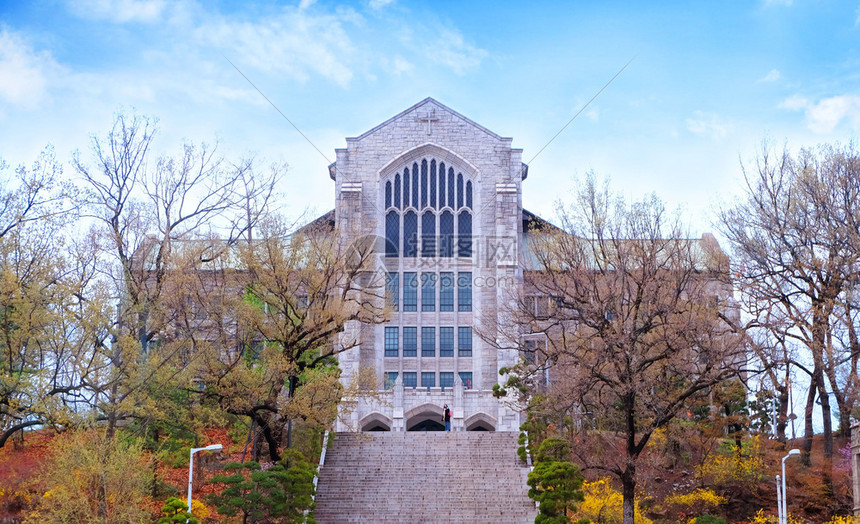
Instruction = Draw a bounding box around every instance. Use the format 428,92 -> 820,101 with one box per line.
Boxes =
314,432 -> 537,523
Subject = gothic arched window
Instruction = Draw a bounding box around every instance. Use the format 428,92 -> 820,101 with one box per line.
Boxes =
383,155 -> 474,260
404,211 -> 418,258
386,211 -> 399,257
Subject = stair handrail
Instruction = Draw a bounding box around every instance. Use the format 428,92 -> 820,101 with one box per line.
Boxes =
311,429 -> 330,500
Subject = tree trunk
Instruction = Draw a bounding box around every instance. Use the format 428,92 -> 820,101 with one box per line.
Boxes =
802,373 -> 817,466
622,467 -> 636,524
776,379 -> 789,444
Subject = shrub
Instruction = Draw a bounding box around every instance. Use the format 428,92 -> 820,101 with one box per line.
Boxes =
572,478 -> 653,524
694,515 -> 727,524
665,488 -> 726,520
157,497 -> 199,524
24,429 -> 151,524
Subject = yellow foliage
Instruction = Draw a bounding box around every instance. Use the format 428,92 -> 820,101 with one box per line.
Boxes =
823,517 -> 860,524
571,478 -> 653,524
696,435 -> 766,489
191,499 -> 210,519
748,509 -> 806,524
664,488 -> 726,509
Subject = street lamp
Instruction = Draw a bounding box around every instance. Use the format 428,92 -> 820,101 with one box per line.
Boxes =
777,449 -> 801,524
188,444 -> 223,514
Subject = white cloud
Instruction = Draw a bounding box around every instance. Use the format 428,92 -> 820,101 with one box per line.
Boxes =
779,95 -> 808,110
368,0 -> 395,9
805,95 -> 860,133
197,8 -> 358,87
780,94 -> 860,133
0,28 -> 61,108
685,110 -> 731,139
757,69 -> 781,83
66,0 -> 167,23
391,56 -> 414,75
422,27 -> 487,75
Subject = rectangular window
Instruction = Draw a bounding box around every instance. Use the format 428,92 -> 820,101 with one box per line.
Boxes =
403,372 -> 417,389
403,272 -> 418,312
440,272 -> 454,312
421,372 -> 436,388
384,327 -> 398,357
458,272 -> 472,312
421,273 -> 436,311
458,327 -> 473,357
459,372 -> 473,389
386,272 -> 399,312
440,327 -> 454,357
440,372 -> 454,390
384,372 -> 398,390
421,327 -> 435,357
403,327 -> 417,357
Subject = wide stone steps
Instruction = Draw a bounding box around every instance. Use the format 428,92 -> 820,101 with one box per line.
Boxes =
314,432 -> 537,523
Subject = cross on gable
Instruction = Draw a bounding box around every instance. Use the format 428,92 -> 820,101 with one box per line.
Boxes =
415,108 -> 440,135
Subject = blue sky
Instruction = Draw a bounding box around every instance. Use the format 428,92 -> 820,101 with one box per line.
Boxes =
1,0 -> 859,235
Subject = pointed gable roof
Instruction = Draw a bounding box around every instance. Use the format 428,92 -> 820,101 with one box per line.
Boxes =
349,97 -> 509,142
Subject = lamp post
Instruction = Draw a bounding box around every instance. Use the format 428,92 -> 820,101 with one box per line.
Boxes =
779,449 -> 801,524
188,444 -> 222,513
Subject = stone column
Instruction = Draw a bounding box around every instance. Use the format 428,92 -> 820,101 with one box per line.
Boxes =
453,374 -> 464,431
393,375 -> 404,432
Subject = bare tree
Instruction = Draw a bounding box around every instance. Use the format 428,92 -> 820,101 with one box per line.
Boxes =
719,143 -> 860,485
70,113 -> 283,437
507,176 -> 745,524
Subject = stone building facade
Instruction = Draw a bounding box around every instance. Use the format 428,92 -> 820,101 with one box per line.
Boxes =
328,98 -> 526,432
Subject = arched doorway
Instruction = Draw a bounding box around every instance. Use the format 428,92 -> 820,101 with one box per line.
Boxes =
405,403 -> 445,432
360,413 -> 392,432
464,412 -> 496,432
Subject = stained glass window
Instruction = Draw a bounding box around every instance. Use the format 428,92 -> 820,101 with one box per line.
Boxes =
457,173 -> 463,209
404,211 -> 418,257
440,211 -> 454,258
385,180 -> 392,209
466,180 -> 472,209
430,159 -> 437,208
403,167 -> 410,208
385,211 -> 399,257
421,211 -> 435,257
394,174 -> 401,209
421,159 -> 428,208
447,167 -> 455,208
458,211 -> 472,257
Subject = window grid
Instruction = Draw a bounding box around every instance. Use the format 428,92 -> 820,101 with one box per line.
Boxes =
440,327 -> 454,357
386,272 -> 399,312
421,327 -> 435,357
403,372 -> 417,389
458,272 -> 472,312
458,327 -> 473,357
403,272 -> 418,312
422,273 -> 436,311
440,272 -> 454,312
459,372 -> 473,390
440,372 -> 454,390
421,372 -> 436,388
403,327 -> 417,357
385,327 -> 399,357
